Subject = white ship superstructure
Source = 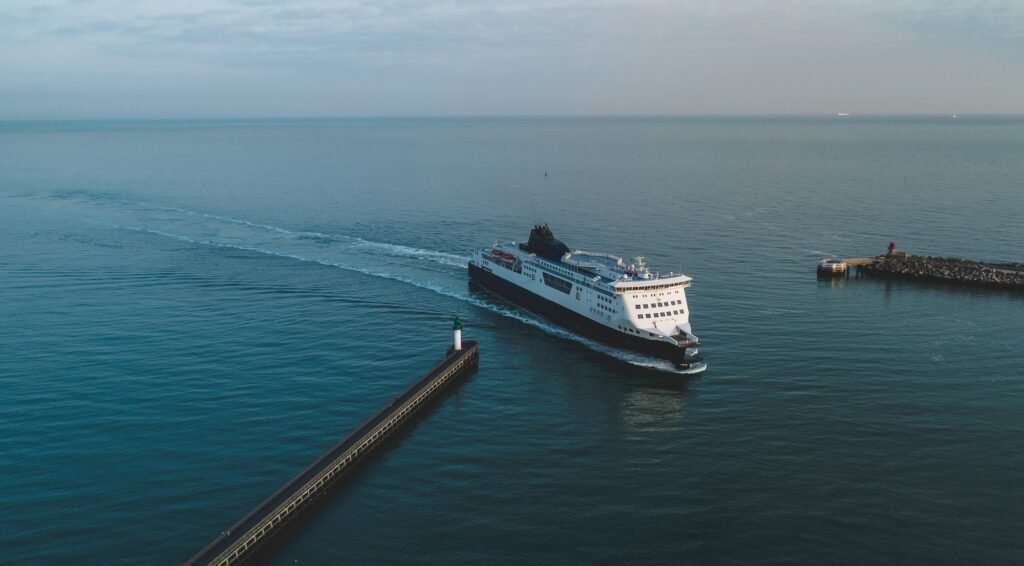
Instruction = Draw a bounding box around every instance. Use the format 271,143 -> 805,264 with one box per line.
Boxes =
468,225 -> 699,367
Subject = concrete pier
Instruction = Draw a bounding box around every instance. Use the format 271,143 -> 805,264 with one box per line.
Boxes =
857,254 -> 1024,289
186,340 -> 479,566
821,242 -> 1024,289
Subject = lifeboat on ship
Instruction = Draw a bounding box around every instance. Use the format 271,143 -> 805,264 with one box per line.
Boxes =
491,249 -> 516,262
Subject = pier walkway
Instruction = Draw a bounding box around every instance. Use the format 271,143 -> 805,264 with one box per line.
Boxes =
820,249 -> 1024,290
842,258 -> 878,267
187,341 -> 479,566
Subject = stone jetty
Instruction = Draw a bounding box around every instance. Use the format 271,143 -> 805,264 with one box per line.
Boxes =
857,254 -> 1024,289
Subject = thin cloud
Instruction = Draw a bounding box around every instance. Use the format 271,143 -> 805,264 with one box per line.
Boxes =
0,0 -> 1022,117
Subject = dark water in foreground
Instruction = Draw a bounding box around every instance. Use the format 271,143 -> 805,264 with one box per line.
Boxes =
1,117 -> 1022,564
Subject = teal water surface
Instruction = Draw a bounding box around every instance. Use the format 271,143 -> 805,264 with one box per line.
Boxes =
1,117 -> 1022,564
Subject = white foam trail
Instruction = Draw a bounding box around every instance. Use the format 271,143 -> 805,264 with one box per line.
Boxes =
120,224 -> 704,375
62,188 -> 706,376
164,203 -> 470,265
61,192 -> 470,268
349,238 -> 470,267
155,203 -> 301,236
763,308 -> 808,315
121,225 -> 465,297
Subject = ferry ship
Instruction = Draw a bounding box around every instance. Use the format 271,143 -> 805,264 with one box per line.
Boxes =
468,225 -> 700,368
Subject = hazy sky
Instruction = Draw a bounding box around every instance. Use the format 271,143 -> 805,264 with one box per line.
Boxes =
2,0 -> 1022,118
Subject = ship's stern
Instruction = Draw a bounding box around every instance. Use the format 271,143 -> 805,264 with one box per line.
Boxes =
671,328 -> 700,368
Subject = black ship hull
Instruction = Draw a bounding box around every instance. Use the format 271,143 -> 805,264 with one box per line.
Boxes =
468,263 -> 696,367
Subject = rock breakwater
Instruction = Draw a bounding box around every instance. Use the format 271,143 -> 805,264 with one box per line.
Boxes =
858,255 -> 1024,289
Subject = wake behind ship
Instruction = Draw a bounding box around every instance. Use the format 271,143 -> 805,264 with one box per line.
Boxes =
469,225 -> 700,368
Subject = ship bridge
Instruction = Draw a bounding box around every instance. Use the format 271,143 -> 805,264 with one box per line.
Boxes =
562,250 -> 692,290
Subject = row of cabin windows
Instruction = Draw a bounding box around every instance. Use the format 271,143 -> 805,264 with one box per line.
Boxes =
545,263 -> 576,278
638,310 -> 682,319
635,299 -> 683,309
619,326 -> 658,338
619,283 -> 684,292
629,289 -> 683,299
539,262 -> 610,293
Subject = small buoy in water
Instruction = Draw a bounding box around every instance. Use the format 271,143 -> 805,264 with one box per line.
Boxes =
544,171 -> 547,177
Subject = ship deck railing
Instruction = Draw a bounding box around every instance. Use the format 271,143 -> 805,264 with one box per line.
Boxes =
672,334 -> 699,348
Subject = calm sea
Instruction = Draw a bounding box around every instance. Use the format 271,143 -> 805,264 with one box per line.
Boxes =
1,117 -> 1022,565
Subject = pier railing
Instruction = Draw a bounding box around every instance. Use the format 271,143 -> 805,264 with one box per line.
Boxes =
187,341 -> 479,566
